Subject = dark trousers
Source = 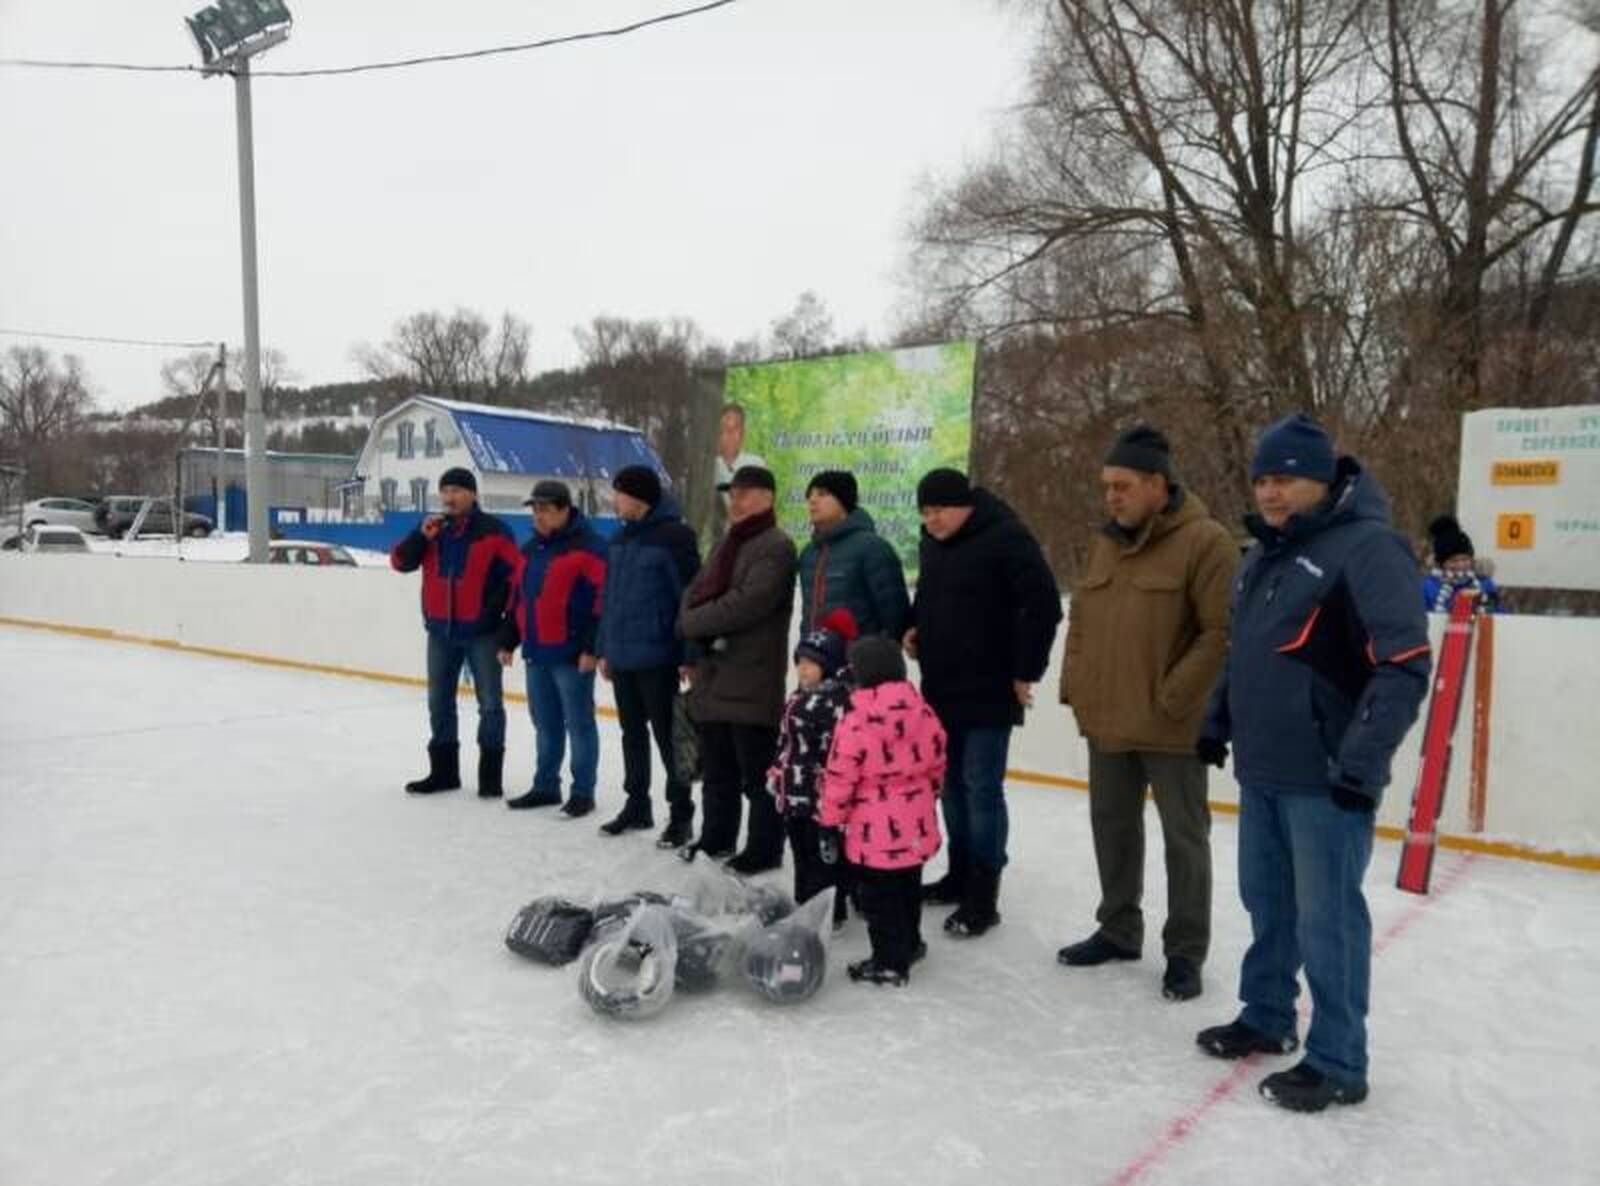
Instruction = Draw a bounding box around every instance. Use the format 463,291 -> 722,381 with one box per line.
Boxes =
612,666 -> 692,822
786,816 -> 852,924
856,865 -> 923,975
1087,744 -> 1212,963
696,721 -> 780,857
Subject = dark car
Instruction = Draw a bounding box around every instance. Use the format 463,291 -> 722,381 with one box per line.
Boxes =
94,496 -> 214,539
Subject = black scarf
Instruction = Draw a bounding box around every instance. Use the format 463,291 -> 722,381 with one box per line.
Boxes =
689,509 -> 776,607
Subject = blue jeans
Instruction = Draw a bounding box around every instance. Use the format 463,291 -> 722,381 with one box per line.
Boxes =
1236,783 -> 1375,1086
941,726 -> 1014,871
526,662 -> 599,800
426,633 -> 505,748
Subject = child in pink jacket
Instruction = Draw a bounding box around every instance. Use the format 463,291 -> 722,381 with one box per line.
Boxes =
819,636 -> 947,986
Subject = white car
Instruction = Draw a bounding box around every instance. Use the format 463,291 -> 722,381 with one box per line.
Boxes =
23,497 -> 101,534
21,524 -> 92,554
267,540 -> 358,566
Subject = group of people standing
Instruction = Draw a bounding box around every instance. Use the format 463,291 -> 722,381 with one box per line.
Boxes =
391,409 -> 1432,1115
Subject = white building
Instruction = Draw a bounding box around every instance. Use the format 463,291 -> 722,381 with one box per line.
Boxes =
347,395 -> 666,519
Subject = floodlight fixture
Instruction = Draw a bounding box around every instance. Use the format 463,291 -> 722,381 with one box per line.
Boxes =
186,0 -> 292,72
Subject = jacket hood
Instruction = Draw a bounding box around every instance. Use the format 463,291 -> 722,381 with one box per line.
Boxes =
814,506 -> 877,542
622,496 -> 682,535
1102,485 -> 1208,551
923,487 -> 1014,547
1244,456 -> 1390,548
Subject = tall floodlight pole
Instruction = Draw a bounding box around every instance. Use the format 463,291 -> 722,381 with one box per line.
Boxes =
187,1 -> 293,563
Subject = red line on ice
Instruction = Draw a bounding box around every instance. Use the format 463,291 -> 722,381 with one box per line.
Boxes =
1104,851 -> 1477,1186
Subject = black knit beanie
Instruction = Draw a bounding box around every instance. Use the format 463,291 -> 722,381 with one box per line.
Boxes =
612,465 -> 662,507
805,470 -> 859,512
848,636 -> 907,689
1429,515 -> 1474,565
438,467 -> 477,493
1104,425 -> 1174,480
916,468 -> 973,509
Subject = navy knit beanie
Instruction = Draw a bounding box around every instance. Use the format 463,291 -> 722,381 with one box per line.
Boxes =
1250,415 -> 1336,483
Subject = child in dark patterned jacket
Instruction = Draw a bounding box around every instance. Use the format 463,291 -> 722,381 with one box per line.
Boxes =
819,636 -> 947,987
766,609 -> 860,928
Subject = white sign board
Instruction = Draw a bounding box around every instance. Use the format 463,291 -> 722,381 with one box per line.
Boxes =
1457,405 -> 1600,590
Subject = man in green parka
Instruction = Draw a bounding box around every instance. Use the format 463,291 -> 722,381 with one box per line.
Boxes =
795,470 -> 910,640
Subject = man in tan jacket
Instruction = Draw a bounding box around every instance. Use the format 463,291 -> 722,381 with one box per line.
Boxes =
1058,426 -> 1237,1001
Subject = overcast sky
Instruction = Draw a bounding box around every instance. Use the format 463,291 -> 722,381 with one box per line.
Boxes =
0,0 -> 1032,410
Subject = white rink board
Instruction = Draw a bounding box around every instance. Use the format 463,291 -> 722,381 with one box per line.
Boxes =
1,551 -> 1598,854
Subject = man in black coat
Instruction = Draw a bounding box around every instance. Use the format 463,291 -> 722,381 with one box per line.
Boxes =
905,468 -> 1062,937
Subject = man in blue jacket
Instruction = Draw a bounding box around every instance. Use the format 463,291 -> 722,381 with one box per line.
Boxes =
498,481 -> 608,817
795,469 -> 910,639
1195,415 -> 1431,1113
594,465 -> 701,845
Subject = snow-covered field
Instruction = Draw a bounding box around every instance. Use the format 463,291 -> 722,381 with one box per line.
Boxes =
1,625 -> 1595,1186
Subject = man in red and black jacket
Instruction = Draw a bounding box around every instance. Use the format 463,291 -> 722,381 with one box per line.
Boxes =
496,480 -> 608,817
391,467 -> 521,798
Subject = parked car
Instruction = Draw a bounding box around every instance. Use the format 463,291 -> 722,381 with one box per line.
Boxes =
21,524 -> 92,554
264,540 -> 358,566
94,496 -> 214,539
23,497 -> 102,534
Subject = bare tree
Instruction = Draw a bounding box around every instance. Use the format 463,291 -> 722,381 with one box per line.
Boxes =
1370,0 -> 1600,410
0,346 -> 97,496
357,308 -> 531,399
769,291 -> 838,359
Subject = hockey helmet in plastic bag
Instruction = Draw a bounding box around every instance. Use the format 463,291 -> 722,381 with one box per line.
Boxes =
577,903 -> 677,1021
505,897 -> 595,966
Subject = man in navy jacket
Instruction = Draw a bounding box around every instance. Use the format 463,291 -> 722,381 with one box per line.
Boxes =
1195,415 -> 1431,1113
391,467 -> 521,798
497,481 -> 607,817
593,465 -> 701,845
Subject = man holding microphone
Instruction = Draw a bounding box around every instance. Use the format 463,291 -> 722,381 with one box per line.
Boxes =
391,467 -> 522,798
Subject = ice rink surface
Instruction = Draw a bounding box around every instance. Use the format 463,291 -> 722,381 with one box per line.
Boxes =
2,624 -> 1596,1186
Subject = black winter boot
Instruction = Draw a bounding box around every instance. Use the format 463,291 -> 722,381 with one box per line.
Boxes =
599,796 -> 655,836
477,747 -> 504,799
1196,1019 -> 1299,1060
1057,932 -> 1141,966
656,811 -> 694,849
1258,1061 -> 1368,1112
922,868 -> 967,904
944,865 -> 1002,937
405,744 -> 461,795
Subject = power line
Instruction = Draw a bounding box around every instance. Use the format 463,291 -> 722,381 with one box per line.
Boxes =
0,0 -> 738,78
0,328 -> 216,349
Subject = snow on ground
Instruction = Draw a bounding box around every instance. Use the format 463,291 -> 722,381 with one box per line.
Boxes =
1,625 -> 1596,1186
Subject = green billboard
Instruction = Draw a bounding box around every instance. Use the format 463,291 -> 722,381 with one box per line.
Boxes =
721,342 -> 976,571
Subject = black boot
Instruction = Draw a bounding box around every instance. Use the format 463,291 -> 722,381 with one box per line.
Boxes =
944,865 -> 1002,937
477,747 -> 504,799
725,794 -> 783,874
405,743 -> 461,795
656,813 -> 694,850
1057,932 -> 1141,966
506,787 -> 562,810
599,796 -> 654,836
1196,1019 -> 1299,1060
1162,957 -> 1203,1001
922,843 -> 969,903
1259,1061 -> 1368,1112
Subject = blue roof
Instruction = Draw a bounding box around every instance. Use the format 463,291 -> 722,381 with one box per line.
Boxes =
422,399 -> 665,480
